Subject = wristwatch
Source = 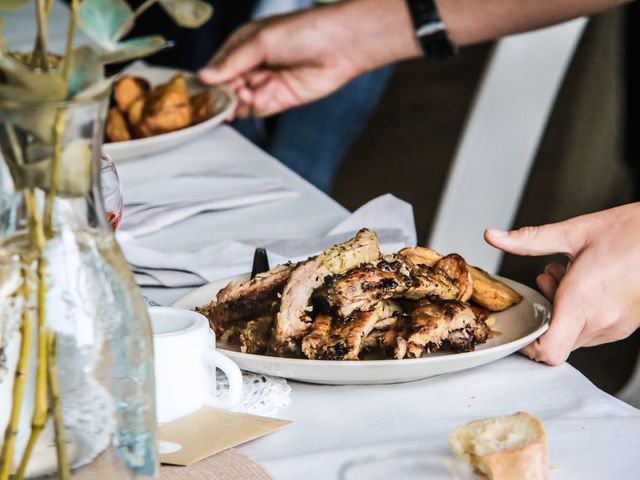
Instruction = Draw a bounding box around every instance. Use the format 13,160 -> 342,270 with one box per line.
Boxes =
404,0 -> 458,60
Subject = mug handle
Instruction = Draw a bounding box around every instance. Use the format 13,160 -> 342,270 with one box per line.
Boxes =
204,349 -> 243,409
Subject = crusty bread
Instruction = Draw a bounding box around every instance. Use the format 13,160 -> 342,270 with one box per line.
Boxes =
449,412 -> 548,480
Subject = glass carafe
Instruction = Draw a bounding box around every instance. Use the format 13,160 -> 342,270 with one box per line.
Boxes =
0,92 -> 158,478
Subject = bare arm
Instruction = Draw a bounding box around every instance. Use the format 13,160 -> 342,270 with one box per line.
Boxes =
440,0 -> 629,45
199,0 -> 629,116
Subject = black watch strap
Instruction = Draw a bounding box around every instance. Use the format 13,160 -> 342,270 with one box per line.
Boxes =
405,0 -> 458,60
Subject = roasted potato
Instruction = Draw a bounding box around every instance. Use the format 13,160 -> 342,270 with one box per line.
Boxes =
105,107 -> 131,142
467,266 -> 523,312
435,254 -> 474,302
113,76 -> 149,112
127,97 -> 145,129
141,74 -> 192,134
399,246 -> 443,267
400,246 -> 522,311
190,90 -> 214,124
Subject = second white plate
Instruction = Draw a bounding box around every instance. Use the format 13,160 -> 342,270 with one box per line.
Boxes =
172,274 -> 550,385
102,66 -> 237,162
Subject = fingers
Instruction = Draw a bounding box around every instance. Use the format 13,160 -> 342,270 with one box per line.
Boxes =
544,263 -> 566,282
251,74 -> 301,117
536,273 -> 558,302
521,280 -> 587,366
485,222 -> 582,258
198,24 -> 265,85
535,263 -> 566,300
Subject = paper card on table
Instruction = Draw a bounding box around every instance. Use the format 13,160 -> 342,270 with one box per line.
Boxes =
158,406 -> 291,466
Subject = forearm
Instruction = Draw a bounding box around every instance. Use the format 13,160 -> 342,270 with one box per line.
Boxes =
334,0 -> 629,71
438,0 -> 631,45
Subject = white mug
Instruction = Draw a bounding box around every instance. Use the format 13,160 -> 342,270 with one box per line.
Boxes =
149,307 -> 243,424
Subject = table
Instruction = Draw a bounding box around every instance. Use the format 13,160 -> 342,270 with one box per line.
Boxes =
117,126 -> 640,480
6,4 -> 640,476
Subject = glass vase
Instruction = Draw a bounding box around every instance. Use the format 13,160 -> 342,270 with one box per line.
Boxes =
0,92 -> 159,478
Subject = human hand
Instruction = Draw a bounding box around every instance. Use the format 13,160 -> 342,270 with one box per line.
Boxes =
485,203 -> 640,366
197,0 -> 420,118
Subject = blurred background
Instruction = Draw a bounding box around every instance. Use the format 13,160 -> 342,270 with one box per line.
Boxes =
67,0 -> 640,394
331,8 -> 639,395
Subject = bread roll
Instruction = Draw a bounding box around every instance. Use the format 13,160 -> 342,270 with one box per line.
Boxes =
449,412 -> 548,480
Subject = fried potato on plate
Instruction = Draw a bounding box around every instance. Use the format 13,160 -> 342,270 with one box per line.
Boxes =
113,76 -> 149,112
127,97 -> 146,128
141,74 -> 192,134
105,107 -> 131,142
190,90 -> 214,124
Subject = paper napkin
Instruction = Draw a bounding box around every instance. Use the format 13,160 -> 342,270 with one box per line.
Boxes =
158,407 -> 290,467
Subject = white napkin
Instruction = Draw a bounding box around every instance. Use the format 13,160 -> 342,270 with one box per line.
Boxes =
119,175 -> 298,238
122,194 -> 417,288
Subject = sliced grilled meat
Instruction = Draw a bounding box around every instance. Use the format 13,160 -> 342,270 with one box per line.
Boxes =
197,263 -> 294,338
239,315 -> 273,355
271,229 -> 381,356
362,314 -> 411,359
321,259 -> 414,316
319,255 -> 458,316
301,301 -> 400,360
405,300 -> 489,358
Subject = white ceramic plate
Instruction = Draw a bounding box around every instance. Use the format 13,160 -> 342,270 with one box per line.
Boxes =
172,274 -> 550,385
102,70 -> 236,162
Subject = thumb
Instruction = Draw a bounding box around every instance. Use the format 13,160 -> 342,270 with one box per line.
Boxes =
198,29 -> 265,85
484,222 -> 581,257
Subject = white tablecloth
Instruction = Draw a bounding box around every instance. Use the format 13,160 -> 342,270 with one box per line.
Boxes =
115,126 -> 640,480
6,4 -> 640,476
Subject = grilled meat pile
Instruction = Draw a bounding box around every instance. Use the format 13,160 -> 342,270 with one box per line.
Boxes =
197,229 -> 523,360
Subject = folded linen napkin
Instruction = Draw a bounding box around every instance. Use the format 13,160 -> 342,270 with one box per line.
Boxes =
119,175 -> 298,238
122,194 -> 417,288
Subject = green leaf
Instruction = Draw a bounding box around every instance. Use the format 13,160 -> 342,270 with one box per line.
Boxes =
158,0 -> 213,28
73,77 -> 113,101
0,0 -> 29,11
1,102 -> 59,144
65,46 -> 104,97
98,35 -> 166,64
0,55 -> 67,102
76,0 -> 134,49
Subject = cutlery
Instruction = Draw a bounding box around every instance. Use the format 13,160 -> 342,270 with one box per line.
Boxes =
250,248 -> 270,279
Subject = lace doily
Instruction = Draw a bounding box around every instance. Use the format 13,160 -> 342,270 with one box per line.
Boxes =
215,371 -> 291,417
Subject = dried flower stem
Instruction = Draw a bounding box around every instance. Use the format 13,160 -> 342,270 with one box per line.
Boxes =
47,331 -> 70,480
0,271 -> 32,480
31,0 -> 50,71
115,0 -> 158,39
61,0 -> 79,80
43,113 -> 64,237
15,257 -> 48,480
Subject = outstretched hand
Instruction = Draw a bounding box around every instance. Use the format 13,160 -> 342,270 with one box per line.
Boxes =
197,0 -> 420,119
485,203 -> 640,366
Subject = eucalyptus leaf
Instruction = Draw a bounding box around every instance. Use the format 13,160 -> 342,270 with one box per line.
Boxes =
76,0 -> 134,49
0,55 -> 67,101
65,47 -> 103,97
158,0 -> 213,28
98,35 -> 166,65
73,77 -> 113,102
2,103 -> 59,144
0,0 -> 29,11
